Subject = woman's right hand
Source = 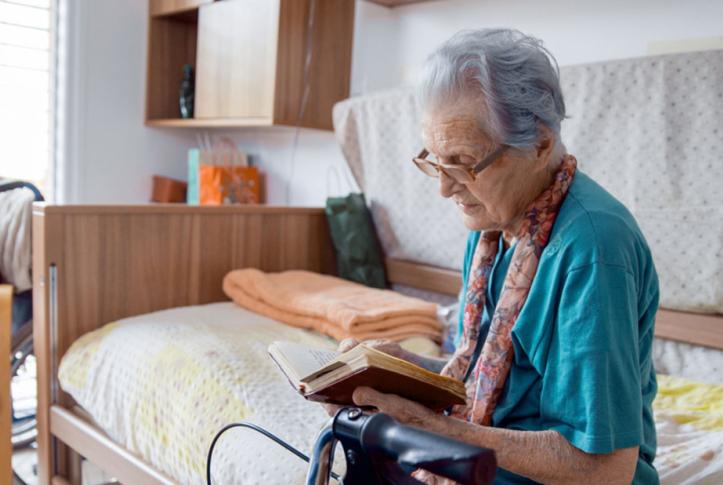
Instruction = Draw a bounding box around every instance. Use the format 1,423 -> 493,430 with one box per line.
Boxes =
321,338 -> 414,417
356,338 -> 411,361
320,338 -> 362,417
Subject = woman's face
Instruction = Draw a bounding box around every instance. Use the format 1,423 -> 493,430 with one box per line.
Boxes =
422,103 -> 542,232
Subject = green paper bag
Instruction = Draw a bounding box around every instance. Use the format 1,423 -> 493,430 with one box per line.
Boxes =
325,193 -> 387,289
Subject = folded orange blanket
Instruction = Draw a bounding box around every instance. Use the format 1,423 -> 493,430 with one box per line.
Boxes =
222,269 -> 442,342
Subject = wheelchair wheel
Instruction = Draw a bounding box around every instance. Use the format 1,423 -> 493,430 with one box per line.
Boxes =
11,332 -> 37,450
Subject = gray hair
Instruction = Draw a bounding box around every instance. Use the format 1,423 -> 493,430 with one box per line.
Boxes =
419,28 -> 566,148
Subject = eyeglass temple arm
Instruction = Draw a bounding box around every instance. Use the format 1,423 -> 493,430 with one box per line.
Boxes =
472,145 -> 507,173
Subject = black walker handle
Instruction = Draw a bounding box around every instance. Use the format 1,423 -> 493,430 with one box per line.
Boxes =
332,408 -> 496,485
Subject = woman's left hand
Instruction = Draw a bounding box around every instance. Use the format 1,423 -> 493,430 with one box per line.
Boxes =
352,387 -> 456,485
352,386 -> 443,432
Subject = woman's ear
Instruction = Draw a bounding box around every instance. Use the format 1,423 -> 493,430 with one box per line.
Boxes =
533,124 -> 556,171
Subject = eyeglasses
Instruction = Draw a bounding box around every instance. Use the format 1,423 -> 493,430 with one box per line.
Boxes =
412,145 -> 508,183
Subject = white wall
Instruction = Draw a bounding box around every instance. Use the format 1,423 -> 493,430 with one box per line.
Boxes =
58,0 -> 393,205
389,0 -> 723,85
59,0 -> 723,205
57,0 -> 197,203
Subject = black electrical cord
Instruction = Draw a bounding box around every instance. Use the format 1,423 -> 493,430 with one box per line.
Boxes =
206,421 -> 341,485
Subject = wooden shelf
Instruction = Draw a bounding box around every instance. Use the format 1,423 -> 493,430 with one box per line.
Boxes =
150,0 -> 213,17
145,0 -> 355,130
145,117 -> 273,128
364,0 -> 438,7
146,9 -> 199,122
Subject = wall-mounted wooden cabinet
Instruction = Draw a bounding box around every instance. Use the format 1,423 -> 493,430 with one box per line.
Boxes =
364,0 -> 437,6
145,0 -> 355,130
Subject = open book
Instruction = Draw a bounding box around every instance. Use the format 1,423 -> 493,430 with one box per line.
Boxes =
268,341 -> 466,411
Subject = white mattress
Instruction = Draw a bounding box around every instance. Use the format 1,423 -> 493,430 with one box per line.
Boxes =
59,303 -> 723,484
59,303 -> 341,485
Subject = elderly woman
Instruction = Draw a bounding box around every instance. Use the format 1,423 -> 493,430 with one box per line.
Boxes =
333,29 -> 659,484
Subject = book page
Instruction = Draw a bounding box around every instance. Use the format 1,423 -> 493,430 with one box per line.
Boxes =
269,341 -> 340,383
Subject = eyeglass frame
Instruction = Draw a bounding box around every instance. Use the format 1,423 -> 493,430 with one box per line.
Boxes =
412,144 -> 509,183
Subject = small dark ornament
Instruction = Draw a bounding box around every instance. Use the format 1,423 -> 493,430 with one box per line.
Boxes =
179,64 -> 195,119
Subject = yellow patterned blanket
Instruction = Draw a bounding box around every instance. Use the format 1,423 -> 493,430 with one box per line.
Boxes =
59,303 -> 723,484
654,375 -> 723,484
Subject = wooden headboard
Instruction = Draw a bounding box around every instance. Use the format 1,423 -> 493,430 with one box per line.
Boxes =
385,258 -> 723,351
32,204 -> 336,483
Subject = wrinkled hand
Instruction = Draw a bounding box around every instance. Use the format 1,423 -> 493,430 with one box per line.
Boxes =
337,337 -> 412,361
337,337 -> 361,353
321,387 -> 452,484
352,386 -> 441,431
321,338 -> 413,417
352,387 -> 458,485
321,338 -> 363,417
358,338 -> 411,361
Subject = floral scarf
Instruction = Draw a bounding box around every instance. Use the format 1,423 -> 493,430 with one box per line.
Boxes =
442,155 -> 577,425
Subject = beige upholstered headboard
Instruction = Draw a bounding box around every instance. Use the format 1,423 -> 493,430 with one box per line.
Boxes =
333,50 -> 723,349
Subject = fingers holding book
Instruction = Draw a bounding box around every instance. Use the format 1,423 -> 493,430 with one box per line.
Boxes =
337,338 -> 360,353
338,338 -> 448,374
340,338 -> 410,361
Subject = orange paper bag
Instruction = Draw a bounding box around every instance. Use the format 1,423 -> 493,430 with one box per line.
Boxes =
199,165 -> 261,205
197,138 -> 262,205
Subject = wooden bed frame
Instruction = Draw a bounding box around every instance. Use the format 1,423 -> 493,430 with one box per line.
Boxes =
31,204 -> 723,485
1,285 -> 11,485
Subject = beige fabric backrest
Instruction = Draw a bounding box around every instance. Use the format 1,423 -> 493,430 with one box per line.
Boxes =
333,50 -> 723,313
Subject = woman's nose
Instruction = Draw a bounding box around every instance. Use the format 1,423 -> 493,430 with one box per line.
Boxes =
438,170 -> 459,198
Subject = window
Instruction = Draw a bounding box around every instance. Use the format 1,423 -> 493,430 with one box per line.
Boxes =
0,0 -> 53,198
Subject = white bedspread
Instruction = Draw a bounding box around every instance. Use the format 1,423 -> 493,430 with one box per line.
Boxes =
59,303 -> 723,484
59,303 -> 340,485
654,375 -> 723,484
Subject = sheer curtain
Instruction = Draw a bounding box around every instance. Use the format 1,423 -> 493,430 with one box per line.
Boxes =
0,0 -> 54,200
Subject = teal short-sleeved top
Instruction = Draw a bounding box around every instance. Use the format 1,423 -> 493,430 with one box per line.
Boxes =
455,172 -> 659,484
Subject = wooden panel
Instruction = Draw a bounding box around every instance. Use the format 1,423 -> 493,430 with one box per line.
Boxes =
273,0 -> 355,130
33,204 -> 335,483
386,257 -> 723,350
386,258 -> 462,296
47,206 -> 334,360
38,204 -> 326,215
50,406 -> 174,485
145,12 -> 198,120
195,0 -> 280,119
0,286 -> 11,485
145,116 -> 273,128
655,309 -> 723,350
150,0 -> 212,17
